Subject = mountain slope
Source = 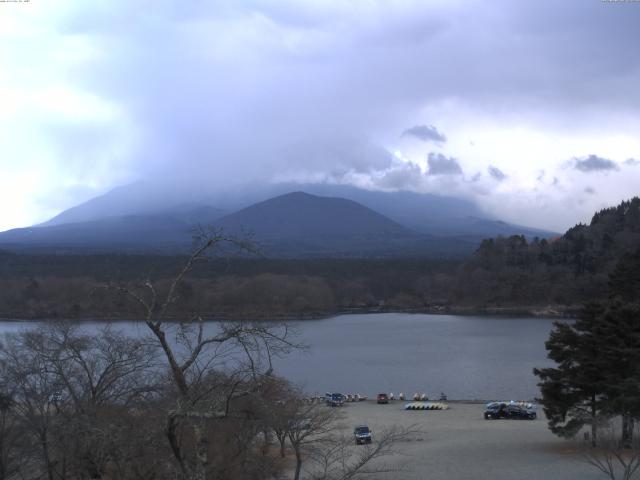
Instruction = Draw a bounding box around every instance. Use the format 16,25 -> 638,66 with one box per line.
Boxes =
215,192 -> 411,238
0,192 -> 477,257
36,181 -> 555,240
286,183 -> 555,238
212,192 -> 456,257
0,215 -> 194,253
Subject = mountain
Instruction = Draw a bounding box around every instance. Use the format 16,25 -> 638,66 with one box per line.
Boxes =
0,215 -> 194,253
286,183 -> 554,238
0,204 -> 226,253
0,192 -> 476,257
216,192 -> 410,238
213,192 -> 454,257
42,183 -> 227,227
1,180 -> 558,257
38,181 -> 555,240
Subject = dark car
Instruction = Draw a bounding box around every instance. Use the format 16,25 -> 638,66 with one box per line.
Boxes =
325,393 -> 345,407
376,393 -> 389,404
354,425 -> 372,444
484,402 -> 536,420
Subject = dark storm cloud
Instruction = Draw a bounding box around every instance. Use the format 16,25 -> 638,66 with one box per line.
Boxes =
427,153 -> 463,176
402,124 -> 447,143
573,155 -> 619,173
487,166 -> 507,181
4,0 -> 638,233
47,0 -> 640,191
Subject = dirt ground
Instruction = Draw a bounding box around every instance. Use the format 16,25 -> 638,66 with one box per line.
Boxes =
332,401 -> 604,480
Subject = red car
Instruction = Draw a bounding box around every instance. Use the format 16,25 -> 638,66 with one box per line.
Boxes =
376,393 -> 389,404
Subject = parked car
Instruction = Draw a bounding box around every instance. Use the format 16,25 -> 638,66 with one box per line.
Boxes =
325,392 -> 345,407
484,402 -> 536,420
354,425 -> 372,444
376,393 -> 389,404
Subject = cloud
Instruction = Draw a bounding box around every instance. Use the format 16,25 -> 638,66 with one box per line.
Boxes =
487,165 -> 507,181
374,161 -> 424,189
584,186 -> 596,195
1,0 -> 640,232
625,158 -> 640,166
426,153 -> 463,176
402,124 -> 447,143
573,155 -> 619,173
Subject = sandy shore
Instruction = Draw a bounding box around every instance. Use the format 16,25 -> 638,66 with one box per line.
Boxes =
331,401 -> 602,480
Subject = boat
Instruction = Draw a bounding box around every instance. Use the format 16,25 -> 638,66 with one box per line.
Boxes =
404,402 -> 449,411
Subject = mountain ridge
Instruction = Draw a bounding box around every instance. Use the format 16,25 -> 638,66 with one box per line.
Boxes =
0,186 -> 557,257
35,181 -> 555,238
0,191 -> 470,257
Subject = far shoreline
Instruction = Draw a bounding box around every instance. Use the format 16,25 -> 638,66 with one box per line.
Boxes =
0,303 -> 580,323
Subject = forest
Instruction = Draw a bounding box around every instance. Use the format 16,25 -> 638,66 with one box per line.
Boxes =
0,197 -> 639,320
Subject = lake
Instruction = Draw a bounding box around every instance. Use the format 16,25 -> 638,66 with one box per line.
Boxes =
0,313 -> 559,401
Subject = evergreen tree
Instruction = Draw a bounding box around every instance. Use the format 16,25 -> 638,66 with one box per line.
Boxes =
534,302 -> 607,446
602,248 -> 640,447
535,250 -> 640,447
598,302 -> 640,447
608,248 -> 640,303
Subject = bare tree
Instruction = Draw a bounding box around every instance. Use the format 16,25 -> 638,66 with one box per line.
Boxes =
114,230 -> 301,479
0,331 -> 63,480
0,389 -> 28,480
271,388 -> 419,480
21,323 -> 158,411
286,402 -> 342,480
306,425 -> 419,480
582,421 -> 640,480
0,322 -> 162,480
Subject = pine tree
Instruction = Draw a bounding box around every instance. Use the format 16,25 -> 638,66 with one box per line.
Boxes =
608,248 -> 640,303
598,302 -> 640,447
535,249 -> 640,447
602,248 -> 640,447
534,302 -> 607,446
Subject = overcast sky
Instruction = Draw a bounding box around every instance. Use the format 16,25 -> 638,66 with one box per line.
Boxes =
1,0 -> 639,232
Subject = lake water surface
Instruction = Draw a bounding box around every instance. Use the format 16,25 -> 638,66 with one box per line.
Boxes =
0,313 -> 559,401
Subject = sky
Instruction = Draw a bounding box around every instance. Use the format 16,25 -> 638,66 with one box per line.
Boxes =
1,0 -> 639,232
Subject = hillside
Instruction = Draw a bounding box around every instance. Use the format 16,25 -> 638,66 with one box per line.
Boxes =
214,192 -> 477,257
456,197 -> 640,307
470,197 -> 640,274
291,183 -> 554,239
216,191 -> 410,238
0,215 -> 194,253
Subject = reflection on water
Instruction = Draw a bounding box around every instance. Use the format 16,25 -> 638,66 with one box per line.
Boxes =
0,313 -> 559,400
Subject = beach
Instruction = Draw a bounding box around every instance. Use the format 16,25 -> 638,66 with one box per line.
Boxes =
331,401 -> 603,480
